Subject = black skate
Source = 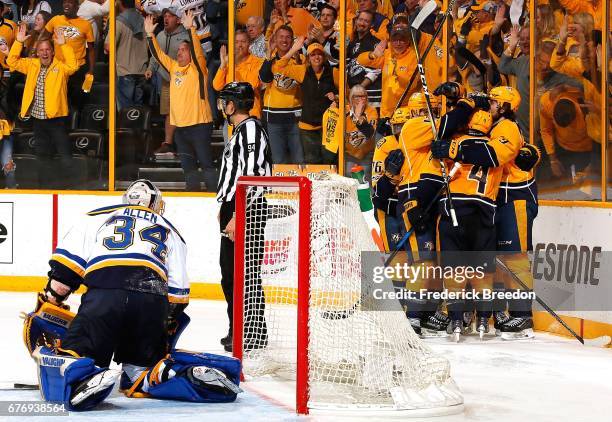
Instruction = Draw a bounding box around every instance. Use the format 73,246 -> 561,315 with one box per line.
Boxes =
420,315 -> 449,338
409,318 -> 422,335
493,311 -> 510,335
500,317 -> 535,340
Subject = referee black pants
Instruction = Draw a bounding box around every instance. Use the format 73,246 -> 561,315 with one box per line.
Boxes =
219,199 -> 268,343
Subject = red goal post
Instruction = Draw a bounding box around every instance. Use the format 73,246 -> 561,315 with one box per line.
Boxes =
233,176 -> 312,414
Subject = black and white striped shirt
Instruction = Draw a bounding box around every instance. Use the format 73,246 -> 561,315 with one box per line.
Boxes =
216,117 -> 273,205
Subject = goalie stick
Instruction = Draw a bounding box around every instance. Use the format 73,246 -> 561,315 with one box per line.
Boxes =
392,0 -> 457,115
495,258 -> 611,347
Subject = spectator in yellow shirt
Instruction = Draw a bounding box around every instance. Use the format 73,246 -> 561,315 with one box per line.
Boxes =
5,25 -> 78,188
266,0 -> 319,39
145,11 -> 217,191
213,30 -> 264,119
43,0 -> 95,108
357,27 -> 443,120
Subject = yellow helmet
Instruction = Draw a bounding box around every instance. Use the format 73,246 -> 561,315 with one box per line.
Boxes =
390,107 -> 411,125
468,110 -> 493,134
488,86 -> 521,113
406,92 -> 439,115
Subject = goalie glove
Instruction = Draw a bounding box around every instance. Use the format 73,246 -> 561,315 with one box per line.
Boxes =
515,143 -> 541,171
22,297 -> 75,355
384,149 -> 404,182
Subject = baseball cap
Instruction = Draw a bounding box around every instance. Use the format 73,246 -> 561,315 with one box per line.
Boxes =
307,42 -> 325,55
161,6 -> 179,16
471,1 -> 497,13
390,27 -> 410,40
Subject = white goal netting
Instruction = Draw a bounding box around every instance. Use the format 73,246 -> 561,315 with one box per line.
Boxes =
236,175 -> 463,414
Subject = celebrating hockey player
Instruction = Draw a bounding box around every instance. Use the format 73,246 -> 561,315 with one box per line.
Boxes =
489,86 -> 540,340
22,180 -> 242,410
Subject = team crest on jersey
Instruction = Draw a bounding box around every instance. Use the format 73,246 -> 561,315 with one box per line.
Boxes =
348,131 -> 367,148
376,138 -> 386,149
391,233 -> 401,243
434,45 -> 443,59
423,241 -> 434,251
174,72 -> 184,87
236,0 -> 246,10
274,74 -> 298,91
60,26 -> 82,39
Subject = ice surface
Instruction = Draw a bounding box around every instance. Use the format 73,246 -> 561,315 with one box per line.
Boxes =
1,292 -> 611,421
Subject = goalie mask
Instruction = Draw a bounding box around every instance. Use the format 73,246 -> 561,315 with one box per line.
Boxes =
123,179 -> 165,215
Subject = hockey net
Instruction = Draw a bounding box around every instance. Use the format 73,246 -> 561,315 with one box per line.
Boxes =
233,174 -> 463,415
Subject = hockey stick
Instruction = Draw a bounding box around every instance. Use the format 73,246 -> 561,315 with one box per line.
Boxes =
384,163 -> 461,267
392,0 -> 457,115
456,46 -> 488,92
409,25 -> 459,228
322,164 -> 461,320
496,258 -> 612,347
495,257 -> 585,343
0,383 -> 39,390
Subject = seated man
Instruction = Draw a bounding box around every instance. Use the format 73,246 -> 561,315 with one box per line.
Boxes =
23,179 -> 242,410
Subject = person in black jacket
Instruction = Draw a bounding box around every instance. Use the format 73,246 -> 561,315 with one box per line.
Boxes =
275,37 -> 338,164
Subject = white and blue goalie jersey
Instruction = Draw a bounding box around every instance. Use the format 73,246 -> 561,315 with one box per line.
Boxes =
49,204 -> 189,304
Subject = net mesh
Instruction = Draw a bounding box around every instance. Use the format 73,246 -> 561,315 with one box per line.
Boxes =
238,175 -> 462,411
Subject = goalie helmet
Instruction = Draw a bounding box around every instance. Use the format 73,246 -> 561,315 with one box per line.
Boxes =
217,82 -> 255,113
123,179 -> 165,215
467,110 -> 493,135
488,86 -> 521,113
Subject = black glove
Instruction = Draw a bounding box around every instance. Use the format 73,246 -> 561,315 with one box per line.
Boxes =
467,92 -> 490,111
515,143 -> 541,171
460,17 -> 473,37
376,117 -> 391,136
404,200 -> 428,234
431,139 -> 451,159
433,81 -> 464,101
384,149 -> 404,177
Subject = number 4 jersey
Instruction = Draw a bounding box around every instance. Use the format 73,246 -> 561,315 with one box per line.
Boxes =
49,204 -> 189,304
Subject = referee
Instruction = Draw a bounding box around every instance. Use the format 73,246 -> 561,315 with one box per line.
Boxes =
216,82 -> 272,352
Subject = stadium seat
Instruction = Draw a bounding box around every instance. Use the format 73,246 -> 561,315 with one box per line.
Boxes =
93,62 -> 109,83
87,83 -> 109,106
12,133 -> 38,188
116,105 -> 152,179
68,131 -> 105,188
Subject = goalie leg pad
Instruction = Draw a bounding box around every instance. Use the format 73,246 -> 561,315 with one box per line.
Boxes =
32,346 -> 116,411
23,301 -> 75,355
143,351 -> 242,403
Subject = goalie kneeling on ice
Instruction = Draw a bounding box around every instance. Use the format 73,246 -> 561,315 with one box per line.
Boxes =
34,346 -> 243,411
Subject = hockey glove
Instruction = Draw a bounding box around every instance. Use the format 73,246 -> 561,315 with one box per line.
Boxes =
376,117 -> 391,137
404,200 -> 428,235
514,143 -> 541,171
467,91 -> 491,111
433,81 -> 465,102
384,149 -> 404,178
431,138 -> 462,160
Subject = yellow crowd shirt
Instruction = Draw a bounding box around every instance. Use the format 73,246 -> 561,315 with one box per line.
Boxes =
45,15 -> 94,67
148,27 -> 213,127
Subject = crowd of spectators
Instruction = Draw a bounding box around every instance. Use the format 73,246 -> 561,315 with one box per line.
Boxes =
0,0 -> 109,189
0,0 -> 608,196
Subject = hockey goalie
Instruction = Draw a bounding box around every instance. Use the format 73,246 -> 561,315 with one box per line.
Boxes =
22,180 -> 242,410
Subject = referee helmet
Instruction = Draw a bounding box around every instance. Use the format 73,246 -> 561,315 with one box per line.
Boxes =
218,82 -> 255,113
